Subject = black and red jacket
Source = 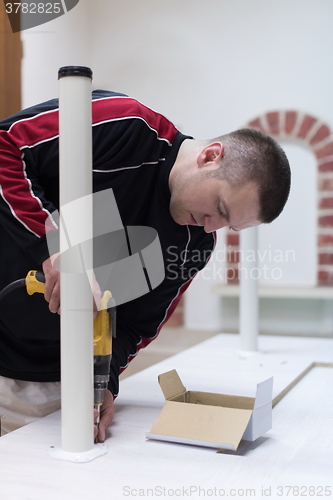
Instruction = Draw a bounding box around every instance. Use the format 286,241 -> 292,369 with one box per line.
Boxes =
0,90 -> 215,396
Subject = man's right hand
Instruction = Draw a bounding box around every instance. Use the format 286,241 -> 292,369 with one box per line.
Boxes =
42,252 -> 61,314
41,252 -> 101,316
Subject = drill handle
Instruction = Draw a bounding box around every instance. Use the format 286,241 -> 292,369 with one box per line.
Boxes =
25,270 -> 46,295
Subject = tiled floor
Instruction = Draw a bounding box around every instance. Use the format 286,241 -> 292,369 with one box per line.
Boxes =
119,326 -> 219,380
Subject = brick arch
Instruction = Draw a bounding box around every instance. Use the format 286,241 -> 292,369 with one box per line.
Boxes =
226,110 -> 333,285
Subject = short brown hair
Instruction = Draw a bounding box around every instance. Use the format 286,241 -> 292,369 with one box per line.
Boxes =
211,128 -> 291,223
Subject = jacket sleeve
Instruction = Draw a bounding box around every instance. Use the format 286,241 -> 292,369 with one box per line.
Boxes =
0,111 -> 60,265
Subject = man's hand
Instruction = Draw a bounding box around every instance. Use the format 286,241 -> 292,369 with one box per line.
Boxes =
94,389 -> 114,443
42,252 -> 61,314
42,253 -> 101,316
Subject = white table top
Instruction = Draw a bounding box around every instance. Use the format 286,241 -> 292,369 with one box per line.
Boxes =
1,333 -> 333,499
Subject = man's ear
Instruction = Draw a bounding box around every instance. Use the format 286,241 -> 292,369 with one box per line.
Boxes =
197,142 -> 224,168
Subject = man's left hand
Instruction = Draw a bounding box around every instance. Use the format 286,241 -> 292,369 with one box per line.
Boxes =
94,389 -> 114,443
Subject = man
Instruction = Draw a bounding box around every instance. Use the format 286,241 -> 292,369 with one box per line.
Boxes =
0,90 -> 291,440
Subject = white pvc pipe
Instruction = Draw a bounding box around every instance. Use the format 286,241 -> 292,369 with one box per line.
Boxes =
239,226 -> 259,351
58,67 -> 94,452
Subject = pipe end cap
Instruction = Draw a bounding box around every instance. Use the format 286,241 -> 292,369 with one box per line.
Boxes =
58,66 -> 92,79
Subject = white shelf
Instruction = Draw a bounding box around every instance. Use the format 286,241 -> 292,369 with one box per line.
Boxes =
212,284 -> 333,299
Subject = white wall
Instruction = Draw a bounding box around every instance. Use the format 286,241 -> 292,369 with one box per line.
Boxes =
258,141 -> 317,287
21,0 -> 333,336
21,0 -> 91,107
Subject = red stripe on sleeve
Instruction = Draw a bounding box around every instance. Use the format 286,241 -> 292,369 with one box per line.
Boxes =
92,97 -> 179,144
0,110 -> 59,235
8,110 -> 59,149
7,97 -> 178,150
6,97 -> 178,150
0,131 -> 51,236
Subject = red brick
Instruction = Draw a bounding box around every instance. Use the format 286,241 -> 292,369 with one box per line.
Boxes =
297,115 -> 317,140
315,142 -> 333,160
319,161 -> 333,172
318,270 -> 333,284
266,111 -> 280,136
318,234 -> 333,246
227,233 -> 239,246
226,267 -> 239,282
319,197 -> 333,209
228,250 -> 240,263
318,178 -> 333,190
247,118 -> 266,133
309,125 -> 331,145
319,215 -> 333,227
285,111 -> 297,134
319,253 -> 333,265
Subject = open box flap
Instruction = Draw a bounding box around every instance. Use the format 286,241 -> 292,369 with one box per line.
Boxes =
147,400 -> 253,450
158,369 -> 186,400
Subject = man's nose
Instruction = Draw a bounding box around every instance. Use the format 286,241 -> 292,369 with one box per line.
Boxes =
204,215 -> 228,233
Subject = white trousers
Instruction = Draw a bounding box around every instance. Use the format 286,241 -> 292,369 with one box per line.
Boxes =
0,376 -> 61,436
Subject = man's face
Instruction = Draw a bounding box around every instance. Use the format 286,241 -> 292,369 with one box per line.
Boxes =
169,170 -> 261,233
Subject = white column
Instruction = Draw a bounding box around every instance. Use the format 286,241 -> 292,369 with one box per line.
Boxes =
58,66 -> 94,453
239,227 -> 259,351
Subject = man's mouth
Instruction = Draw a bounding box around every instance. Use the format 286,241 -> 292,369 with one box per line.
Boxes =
191,214 -> 198,225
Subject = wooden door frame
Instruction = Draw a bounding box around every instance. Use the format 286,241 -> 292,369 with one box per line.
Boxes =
0,3 -> 22,120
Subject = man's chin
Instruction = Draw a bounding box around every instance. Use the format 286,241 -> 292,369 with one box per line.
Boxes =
169,208 -> 185,226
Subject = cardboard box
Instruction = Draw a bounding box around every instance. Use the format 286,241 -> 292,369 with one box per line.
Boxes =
146,369 -> 273,451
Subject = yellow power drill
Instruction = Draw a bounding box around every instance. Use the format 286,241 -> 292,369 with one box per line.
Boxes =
0,270 -> 116,439
92,288 -> 116,434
